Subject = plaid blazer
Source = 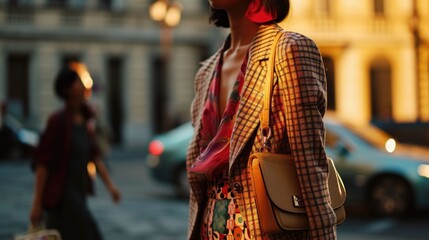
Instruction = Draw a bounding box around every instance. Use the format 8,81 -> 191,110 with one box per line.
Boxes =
186,24 -> 337,240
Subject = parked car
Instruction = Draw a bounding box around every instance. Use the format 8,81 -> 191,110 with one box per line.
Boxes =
146,115 -> 429,216
0,113 -> 39,159
146,122 -> 192,197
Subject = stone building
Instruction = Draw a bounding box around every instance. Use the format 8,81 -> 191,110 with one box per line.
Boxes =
1,0 -> 428,147
284,0 -> 429,127
0,0 -> 224,147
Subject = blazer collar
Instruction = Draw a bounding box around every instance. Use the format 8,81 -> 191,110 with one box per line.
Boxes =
249,24 -> 284,62
229,24 -> 283,171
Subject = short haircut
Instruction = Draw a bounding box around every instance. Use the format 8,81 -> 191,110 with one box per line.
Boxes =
54,65 -> 80,100
209,0 -> 291,28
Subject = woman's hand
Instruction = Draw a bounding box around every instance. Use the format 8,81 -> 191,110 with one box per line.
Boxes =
30,165 -> 48,227
30,203 -> 43,226
108,184 -> 121,203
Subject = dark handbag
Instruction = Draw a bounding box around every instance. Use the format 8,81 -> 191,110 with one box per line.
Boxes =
248,32 -> 347,233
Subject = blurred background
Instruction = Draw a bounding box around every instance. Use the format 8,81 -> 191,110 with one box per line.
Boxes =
1,0 -> 429,239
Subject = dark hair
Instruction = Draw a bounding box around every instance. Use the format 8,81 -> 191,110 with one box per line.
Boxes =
209,0 -> 290,28
54,66 -> 80,100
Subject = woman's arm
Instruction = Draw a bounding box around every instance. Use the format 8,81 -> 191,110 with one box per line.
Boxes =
94,158 -> 121,203
30,165 -> 48,225
29,115 -> 58,225
278,33 -> 336,239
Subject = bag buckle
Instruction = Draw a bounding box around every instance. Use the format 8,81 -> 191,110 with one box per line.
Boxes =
259,126 -> 272,152
292,196 -> 305,208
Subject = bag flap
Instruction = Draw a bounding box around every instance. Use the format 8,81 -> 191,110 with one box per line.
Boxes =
251,153 -> 346,213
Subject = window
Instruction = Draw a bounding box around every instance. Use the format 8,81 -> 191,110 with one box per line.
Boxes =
374,0 -> 385,16
7,0 -> 33,6
370,58 -> 392,122
6,54 -> 30,118
7,0 -> 19,6
107,57 -> 124,143
151,56 -> 168,134
99,0 -> 112,9
47,0 -> 67,7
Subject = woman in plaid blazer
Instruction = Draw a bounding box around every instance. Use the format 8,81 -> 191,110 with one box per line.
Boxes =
186,0 -> 337,239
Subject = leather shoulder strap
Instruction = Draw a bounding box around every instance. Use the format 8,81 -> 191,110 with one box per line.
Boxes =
260,32 -> 283,150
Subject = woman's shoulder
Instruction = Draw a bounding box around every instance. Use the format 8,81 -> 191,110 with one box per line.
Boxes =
274,29 -> 322,57
278,30 -> 318,47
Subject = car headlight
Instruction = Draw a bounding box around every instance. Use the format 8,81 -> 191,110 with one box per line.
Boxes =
418,164 -> 429,179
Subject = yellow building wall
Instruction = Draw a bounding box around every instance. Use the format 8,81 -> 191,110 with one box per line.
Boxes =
281,0 -> 427,125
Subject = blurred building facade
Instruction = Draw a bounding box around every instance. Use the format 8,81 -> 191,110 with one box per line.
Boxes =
283,0 -> 429,127
0,0 -> 428,147
0,0 -> 225,147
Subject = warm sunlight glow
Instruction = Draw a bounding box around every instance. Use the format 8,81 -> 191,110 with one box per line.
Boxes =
79,70 -> 94,89
87,162 -> 97,179
385,138 -> 396,153
69,62 -> 94,90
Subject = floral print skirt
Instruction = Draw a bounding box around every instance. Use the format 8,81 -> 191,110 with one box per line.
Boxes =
200,178 -> 252,240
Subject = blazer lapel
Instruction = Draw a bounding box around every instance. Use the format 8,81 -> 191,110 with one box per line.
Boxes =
229,24 -> 283,171
192,50 -> 221,141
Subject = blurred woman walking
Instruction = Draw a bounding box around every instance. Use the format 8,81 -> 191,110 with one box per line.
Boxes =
30,62 -> 121,240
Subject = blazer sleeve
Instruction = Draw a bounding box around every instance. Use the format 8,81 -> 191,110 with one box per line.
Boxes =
33,114 -> 59,167
277,33 -> 337,239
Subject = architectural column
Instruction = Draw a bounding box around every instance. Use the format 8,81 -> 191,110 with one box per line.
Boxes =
36,44 -> 60,127
123,45 -> 150,147
393,47 -> 418,122
336,47 -> 369,125
168,45 -> 199,124
29,47 -> 41,126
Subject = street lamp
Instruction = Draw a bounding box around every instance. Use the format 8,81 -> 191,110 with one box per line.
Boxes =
149,0 -> 182,59
149,0 -> 182,133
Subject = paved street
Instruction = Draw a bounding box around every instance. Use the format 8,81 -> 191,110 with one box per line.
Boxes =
0,152 -> 188,240
1,152 -> 429,240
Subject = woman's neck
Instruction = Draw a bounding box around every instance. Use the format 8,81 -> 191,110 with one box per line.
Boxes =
66,100 -> 83,113
227,10 -> 259,51
66,101 -> 86,124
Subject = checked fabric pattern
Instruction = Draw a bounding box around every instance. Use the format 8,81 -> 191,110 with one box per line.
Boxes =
186,24 -> 337,240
